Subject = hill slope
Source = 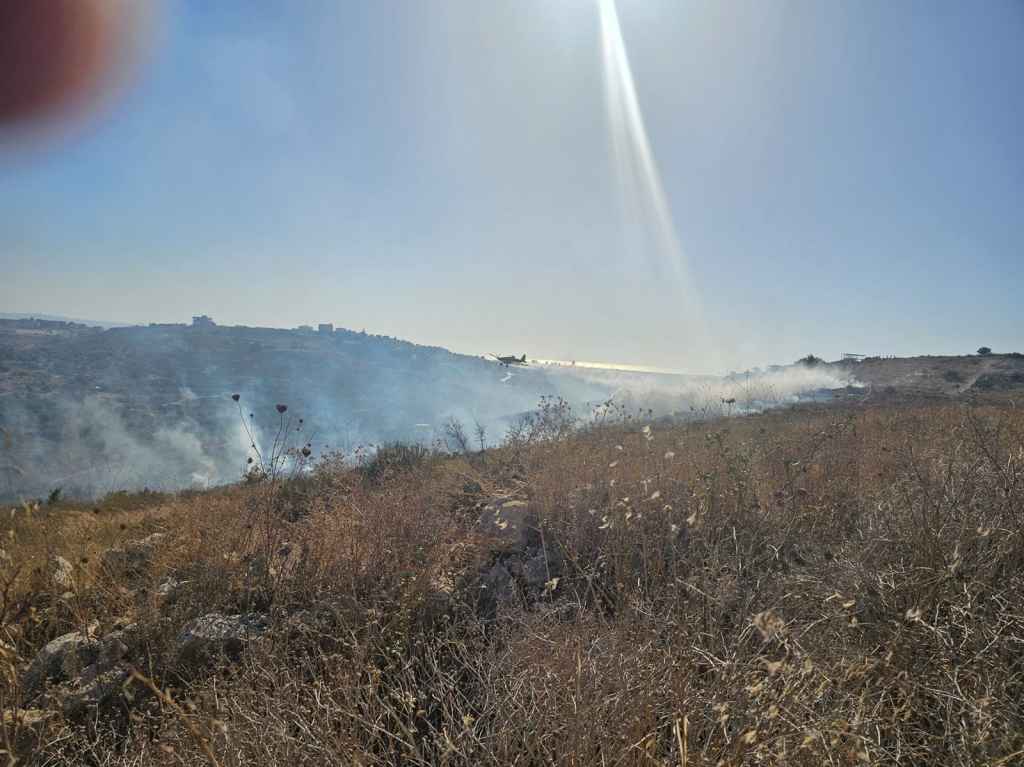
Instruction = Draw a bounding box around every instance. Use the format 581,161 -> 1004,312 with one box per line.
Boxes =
828,353 -> 1024,395
0,324 -> 606,498
3,322 -> 1020,500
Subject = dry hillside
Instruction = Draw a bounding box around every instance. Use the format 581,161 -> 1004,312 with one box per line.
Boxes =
2,391 -> 1024,765
834,352 -> 1024,396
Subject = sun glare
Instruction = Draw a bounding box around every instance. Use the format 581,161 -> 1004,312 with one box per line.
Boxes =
598,0 -> 717,367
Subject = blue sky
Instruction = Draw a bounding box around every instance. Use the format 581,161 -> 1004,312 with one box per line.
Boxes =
1,0 -> 1022,373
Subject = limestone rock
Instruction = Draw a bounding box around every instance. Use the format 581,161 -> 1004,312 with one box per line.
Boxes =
100,532 -> 165,574
47,555 -> 74,590
55,664 -> 132,717
157,578 -> 186,601
20,620 -> 100,693
2,709 -> 54,753
96,624 -> 138,667
522,549 -> 563,587
287,602 -> 342,634
176,613 -> 269,661
479,564 -> 514,613
24,623 -> 141,715
478,496 -> 539,554
471,487 -> 571,614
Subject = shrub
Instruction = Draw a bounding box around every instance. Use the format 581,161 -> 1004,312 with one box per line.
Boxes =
270,474 -> 326,522
977,346 -> 993,355
361,440 -> 433,482
943,369 -> 964,383
242,463 -> 270,484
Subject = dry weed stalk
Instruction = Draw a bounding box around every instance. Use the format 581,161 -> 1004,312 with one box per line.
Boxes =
127,668 -> 220,767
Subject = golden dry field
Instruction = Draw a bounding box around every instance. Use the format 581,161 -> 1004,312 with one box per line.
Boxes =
2,392 -> 1024,765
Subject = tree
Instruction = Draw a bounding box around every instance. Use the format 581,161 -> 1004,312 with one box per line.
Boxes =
797,354 -> 822,366
442,416 -> 471,454
977,347 -> 993,356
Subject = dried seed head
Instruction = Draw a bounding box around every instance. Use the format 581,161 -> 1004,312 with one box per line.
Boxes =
752,609 -> 787,640
232,394 -> 240,402
276,404 -> 288,414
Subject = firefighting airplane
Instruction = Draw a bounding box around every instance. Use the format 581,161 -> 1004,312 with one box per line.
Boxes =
491,354 -> 529,367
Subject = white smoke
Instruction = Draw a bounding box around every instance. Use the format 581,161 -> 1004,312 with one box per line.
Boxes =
544,362 -> 863,421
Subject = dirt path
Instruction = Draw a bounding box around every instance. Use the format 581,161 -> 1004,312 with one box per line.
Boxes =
959,357 -> 1001,392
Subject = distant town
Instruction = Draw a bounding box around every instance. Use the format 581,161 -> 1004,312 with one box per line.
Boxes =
0,317 -> 105,338
0,315 -> 436,349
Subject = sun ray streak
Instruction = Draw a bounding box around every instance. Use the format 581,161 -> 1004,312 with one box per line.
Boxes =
599,0 -> 716,363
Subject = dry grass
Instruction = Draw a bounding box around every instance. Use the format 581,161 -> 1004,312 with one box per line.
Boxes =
2,394 -> 1023,765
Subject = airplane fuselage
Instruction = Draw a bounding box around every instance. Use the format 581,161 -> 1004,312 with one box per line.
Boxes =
493,354 -> 528,367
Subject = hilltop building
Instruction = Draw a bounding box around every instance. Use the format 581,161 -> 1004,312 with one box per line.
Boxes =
318,323 -> 333,333
192,315 -> 216,328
